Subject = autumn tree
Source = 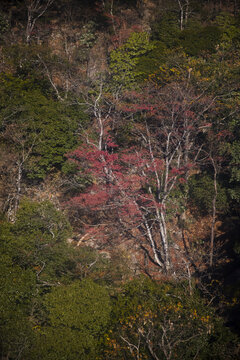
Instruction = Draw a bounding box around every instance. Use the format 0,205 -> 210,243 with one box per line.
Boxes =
120,82 -> 215,272
104,277 -> 238,360
66,79 -> 216,274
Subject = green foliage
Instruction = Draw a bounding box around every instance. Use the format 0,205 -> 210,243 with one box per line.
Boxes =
136,25 -> 221,83
138,48 -> 194,85
61,160 -> 79,175
32,279 -> 111,360
7,199 -> 72,283
1,199 -> 126,286
138,13 -> 222,84
179,24 -> 222,56
3,44 -> 51,82
0,254 -> 35,359
109,31 -> 154,88
151,12 -> 180,48
152,13 -> 222,57
61,160 -> 93,197
188,174 -> 228,215
135,40 -> 168,79
114,120 -> 135,146
0,74 -> 87,178
105,277 -> 238,360
215,12 -> 240,51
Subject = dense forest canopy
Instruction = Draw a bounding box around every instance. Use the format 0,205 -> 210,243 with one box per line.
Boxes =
0,0 -> 240,359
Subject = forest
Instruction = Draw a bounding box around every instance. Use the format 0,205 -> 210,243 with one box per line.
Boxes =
0,0 -> 240,359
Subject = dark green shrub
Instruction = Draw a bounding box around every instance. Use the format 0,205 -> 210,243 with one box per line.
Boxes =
188,173 -> 228,215
179,25 -> 222,56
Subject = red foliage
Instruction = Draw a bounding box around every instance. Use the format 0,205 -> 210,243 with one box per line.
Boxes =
170,167 -> 184,176
66,138 -> 186,226
65,81 -> 216,271
71,185 -> 110,210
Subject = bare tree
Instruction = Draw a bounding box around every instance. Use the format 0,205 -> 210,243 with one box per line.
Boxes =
66,81 -> 216,274
119,82 -> 215,272
76,78 -> 122,150
176,0 -> 191,30
25,0 -> 55,44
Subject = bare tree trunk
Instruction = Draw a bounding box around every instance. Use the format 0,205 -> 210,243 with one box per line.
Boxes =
25,0 -> 55,44
159,209 -> 171,272
12,160 -> 23,222
144,217 -> 164,269
177,0 -> 191,30
92,81 -> 105,150
185,0 -> 190,25
177,0 -> 184,30
37,55 -> 64,101
146,124 -> 171,272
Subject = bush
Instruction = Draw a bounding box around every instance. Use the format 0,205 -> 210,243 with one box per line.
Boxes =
31,279 -> 111,360
179,25 -> 222,56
